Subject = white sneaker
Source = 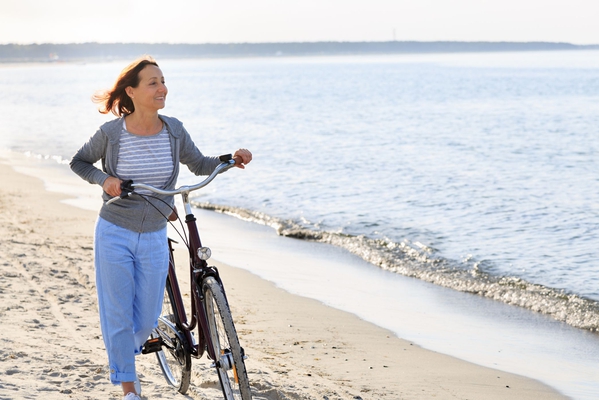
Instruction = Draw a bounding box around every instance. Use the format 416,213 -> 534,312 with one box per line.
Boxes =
123,393 -> 141,400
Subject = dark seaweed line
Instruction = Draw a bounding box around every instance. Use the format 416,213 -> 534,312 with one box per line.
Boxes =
194,201 -> 599,333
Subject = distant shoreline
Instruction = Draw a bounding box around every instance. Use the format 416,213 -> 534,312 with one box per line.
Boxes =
1,41 -> 598,63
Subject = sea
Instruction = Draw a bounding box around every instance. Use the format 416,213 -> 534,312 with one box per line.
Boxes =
1,50 -> 598,399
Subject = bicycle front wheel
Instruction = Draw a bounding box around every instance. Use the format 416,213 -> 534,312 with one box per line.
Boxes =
155,276 -> 192,394
202,276 -> 252,400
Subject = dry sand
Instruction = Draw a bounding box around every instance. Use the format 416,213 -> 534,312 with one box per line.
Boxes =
0,160 -> 567,400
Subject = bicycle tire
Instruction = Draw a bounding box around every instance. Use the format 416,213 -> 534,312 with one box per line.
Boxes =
202,276 -> 252,400
154,276 -> 192,394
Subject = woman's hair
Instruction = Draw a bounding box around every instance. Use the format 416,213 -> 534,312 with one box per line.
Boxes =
93,56 -> 159,116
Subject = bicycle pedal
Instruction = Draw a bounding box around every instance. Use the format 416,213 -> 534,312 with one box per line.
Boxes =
141,337 -> 163,354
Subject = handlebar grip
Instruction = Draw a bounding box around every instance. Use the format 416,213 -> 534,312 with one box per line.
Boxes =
219,154 -> 232,162
120,179 -> 134,199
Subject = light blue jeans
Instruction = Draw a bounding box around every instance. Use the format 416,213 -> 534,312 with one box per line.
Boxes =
94,217 -> 169,384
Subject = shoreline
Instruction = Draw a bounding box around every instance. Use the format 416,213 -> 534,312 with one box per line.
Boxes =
1,47 -> 598,69
1,41 -> 597,64
0,154 -> 570,399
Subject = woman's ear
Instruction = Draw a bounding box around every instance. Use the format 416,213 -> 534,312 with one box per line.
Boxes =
125,86 -> 134,99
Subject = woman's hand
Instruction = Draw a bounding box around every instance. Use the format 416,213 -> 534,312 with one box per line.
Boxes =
168,206 -> 178,221
233,148 -> 253,169
103,176 -> 122,197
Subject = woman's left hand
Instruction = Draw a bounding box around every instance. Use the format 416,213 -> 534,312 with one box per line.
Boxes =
233,148 -> 253,169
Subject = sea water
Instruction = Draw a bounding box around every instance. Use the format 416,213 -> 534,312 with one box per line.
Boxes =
1,50 -> 598,398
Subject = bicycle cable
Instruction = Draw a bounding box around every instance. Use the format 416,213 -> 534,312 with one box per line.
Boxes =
128,192 -> 193,253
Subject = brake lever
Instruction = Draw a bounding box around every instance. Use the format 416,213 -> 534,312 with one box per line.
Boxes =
120,179 -> 134,199
106,179 -> 134,205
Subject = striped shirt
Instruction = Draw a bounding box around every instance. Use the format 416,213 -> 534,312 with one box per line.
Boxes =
116,122 -> 174,195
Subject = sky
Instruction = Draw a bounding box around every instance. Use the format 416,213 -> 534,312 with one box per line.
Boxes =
1,0 -> 598,45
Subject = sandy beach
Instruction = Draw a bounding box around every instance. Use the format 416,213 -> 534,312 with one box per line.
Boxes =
0,159 -> 567,400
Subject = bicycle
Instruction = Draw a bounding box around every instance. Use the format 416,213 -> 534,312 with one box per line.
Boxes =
107,154 -> 252,399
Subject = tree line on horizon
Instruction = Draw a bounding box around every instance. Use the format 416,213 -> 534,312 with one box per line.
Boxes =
0,41 -> 596,62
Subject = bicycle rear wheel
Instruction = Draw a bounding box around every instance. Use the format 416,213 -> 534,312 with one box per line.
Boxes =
154,276 -> 192,394
202,276 -> 252,400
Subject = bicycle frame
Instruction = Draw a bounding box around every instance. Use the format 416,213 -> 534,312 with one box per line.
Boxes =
108,157 -> 238,361
108,156 -> 252,397
107,158 -> 235,362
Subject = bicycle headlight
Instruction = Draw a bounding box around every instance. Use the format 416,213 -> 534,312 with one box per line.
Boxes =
198,247 -> 212,261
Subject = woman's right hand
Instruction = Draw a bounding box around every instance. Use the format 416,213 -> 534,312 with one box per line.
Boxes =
103,176 -> 122,197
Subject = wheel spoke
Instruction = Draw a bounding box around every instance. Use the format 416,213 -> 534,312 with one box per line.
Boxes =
203,277 -> 252,399
154,278 -> 192,394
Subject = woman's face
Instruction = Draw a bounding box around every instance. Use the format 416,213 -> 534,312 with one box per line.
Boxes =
128,64 -> 168,112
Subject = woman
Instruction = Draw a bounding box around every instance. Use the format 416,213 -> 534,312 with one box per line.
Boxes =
70,56 -> 252,400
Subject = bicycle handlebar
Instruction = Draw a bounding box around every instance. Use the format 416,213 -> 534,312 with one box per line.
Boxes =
106,154 -> 236,205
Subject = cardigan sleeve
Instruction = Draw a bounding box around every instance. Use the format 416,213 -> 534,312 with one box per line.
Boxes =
178,125 -> 221,176
70,128 -> 111,186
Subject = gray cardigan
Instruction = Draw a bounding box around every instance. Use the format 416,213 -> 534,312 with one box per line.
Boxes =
70,115 -> 220,232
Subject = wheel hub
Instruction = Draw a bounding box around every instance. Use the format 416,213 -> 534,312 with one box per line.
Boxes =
218,349 -> 234,371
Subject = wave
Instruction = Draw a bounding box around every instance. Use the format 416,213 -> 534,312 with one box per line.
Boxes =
193,201 -> 599,333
